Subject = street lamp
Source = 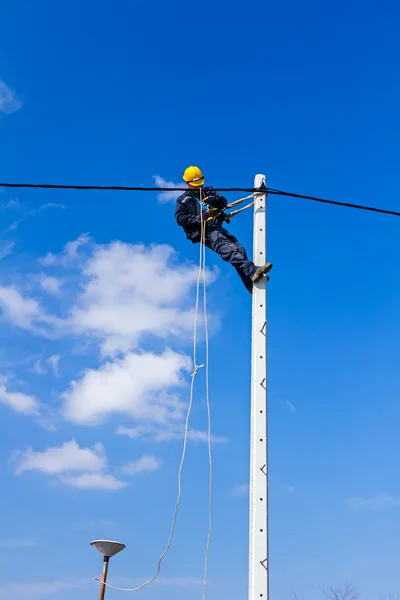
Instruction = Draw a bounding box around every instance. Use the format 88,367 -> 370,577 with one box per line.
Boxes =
91,539 -> 126,600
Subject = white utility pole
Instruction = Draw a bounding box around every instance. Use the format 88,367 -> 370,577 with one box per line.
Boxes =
249,174 -> 269,600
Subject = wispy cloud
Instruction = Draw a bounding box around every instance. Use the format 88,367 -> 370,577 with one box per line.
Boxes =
0,576 -> 200,599
0,198 -> 20,212
60,473 -> 127,490
345,494 -> 400,511
0,284 -> 62,336
230,483 -> 249,497
0,81 -> 22,114
0,241 -> 15,259
6,202 -> 66,231
47,354 -> 61,376
74,518 -> 116,532
0,579 -> 87,600
29,355 -> 61,377
285,484 -> 295,493
187,429 -> 228,444
116,424 -> 227,444
151,576 -> 204,588
38,275 -> 62,295
0,538 -> 38,548
154,176 -> 182,203
38,203 -> 66,211
285,400 -> 296,412
31,359 -> 47,375
6,202 -> 66,233
40,233 -> 90,266
111,576 -> 204,589
0,376 -> 39,415
120,455 -> 162,475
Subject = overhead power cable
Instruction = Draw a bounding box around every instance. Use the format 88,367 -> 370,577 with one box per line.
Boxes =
267,188 -> 400,218
1,181 -> 400,217
0,182 -> 258,193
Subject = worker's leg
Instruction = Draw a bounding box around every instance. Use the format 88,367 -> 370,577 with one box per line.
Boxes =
205,228 -> 257,291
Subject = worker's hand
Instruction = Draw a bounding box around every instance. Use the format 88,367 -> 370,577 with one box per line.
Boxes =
202,207 -> 220,220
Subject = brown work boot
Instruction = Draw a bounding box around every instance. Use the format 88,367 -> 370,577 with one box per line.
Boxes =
251,262 -> 273,284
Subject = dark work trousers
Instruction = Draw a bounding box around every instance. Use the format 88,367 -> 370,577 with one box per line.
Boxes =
204,226 -> 256,293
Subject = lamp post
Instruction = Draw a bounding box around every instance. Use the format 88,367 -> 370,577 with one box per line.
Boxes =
91,540 -> 126,600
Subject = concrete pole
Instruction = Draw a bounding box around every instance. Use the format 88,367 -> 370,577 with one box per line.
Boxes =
248,174 -> 269,600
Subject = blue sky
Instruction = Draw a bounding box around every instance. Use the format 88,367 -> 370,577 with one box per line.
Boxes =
1,0 -> 400,599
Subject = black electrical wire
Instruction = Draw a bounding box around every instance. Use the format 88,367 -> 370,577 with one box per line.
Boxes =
0,181 -> 399,218
0,183 -> 257,193
267,188 -> 400,218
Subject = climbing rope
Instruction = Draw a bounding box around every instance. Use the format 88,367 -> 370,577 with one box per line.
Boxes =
225,193 -> 255,210
200,189 -> 213,600
96,191 -> 212,595
225,201 -> 255,219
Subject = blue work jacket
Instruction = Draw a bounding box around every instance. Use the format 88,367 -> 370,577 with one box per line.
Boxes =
175,187 -> 228,243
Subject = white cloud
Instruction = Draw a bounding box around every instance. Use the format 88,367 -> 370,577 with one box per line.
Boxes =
0,284 -> 60,335
0,241 -> 15,260
116,425 -> 173,442
7,219 -> 23,232
285,400 -> 296,412
345,494 -> 400,511
38,203 -> 66,212
14,440 -> 126,491
40,233 -> 90,266
15,440 -> 107,475
0,285 -> 43,328
47,354 -> 61,376
0,376 -> 39,415
38,275 -> 62,295
0,538 -> 37,548
40,254 -> 56,266
120,455 -> 162,475
150,576 -> 203,588
31,359 -> 47,375
230,483 -> 249,497
116,424 -> 227,444
0,239 -> 216,355
5,203 -> 65,233
154,176 -> 182,203
0,81 -> 22,114
0,238 -> 218,436
64,233 -> 90,261
109,576 -> 204,589
0,576 -> 199,599
60,473 -> 126,490
69,241 -> 214,356
187,429 -> 228,444
74,518 -> 115,531
0,198 -> 20,211
62,350 -> 190,426
31,355 -> 61,377
0,580 -> 84,600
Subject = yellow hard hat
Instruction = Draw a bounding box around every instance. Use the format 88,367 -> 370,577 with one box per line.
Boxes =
183,166 -> 205,187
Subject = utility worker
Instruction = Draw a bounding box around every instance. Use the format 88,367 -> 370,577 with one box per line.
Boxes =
175,166 -> 273,293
